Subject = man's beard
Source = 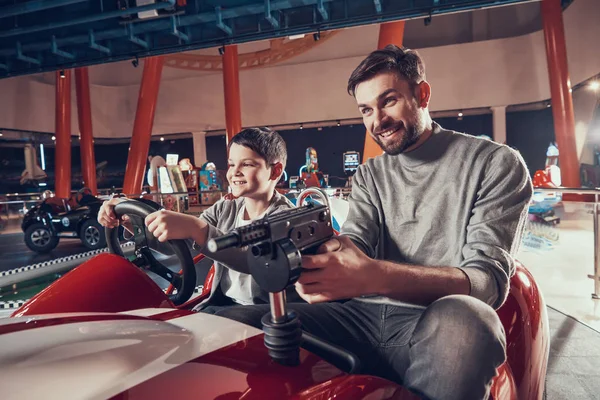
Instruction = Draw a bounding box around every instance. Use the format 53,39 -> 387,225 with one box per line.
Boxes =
372,119 -> 422,155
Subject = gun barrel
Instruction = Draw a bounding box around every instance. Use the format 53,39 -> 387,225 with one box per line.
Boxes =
207,233 -> 240,252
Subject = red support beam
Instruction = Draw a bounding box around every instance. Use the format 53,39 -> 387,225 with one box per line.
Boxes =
55,69 -> 72,199
122,56 -> 164,195
378,21 -> 406,49
223,45 -> 242,144
363,21 -> 406,163
541,0 -> 580,187
75,67 -> 98,195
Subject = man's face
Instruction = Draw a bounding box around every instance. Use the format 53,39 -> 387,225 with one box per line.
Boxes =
355,72 -> 427,155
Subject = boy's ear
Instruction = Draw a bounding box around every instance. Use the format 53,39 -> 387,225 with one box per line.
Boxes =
269,162 -> 283,181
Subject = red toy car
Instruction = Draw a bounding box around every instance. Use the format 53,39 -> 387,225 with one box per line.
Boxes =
0,199 -> 549,399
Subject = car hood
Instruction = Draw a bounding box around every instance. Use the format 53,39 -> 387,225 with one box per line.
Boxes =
0,309 -> 263,400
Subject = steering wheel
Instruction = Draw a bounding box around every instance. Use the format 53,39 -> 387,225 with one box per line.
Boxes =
105,199 -> 197,306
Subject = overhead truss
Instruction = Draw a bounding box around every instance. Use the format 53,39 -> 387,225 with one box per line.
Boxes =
0,0 -> 542,79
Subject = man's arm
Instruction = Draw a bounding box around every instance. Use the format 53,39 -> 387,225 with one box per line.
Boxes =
340,165 -> 381,257
457,146 -> 532,308
300,147 -> 532,308
369,147 -> 531,307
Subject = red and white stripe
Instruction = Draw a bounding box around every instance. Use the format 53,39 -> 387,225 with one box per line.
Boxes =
0,309 -> 262,400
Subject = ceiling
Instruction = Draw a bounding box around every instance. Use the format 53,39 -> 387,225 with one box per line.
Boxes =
0,0 -> 549,79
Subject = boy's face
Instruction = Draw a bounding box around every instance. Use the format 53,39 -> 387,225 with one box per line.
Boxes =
227,143 -> 276,199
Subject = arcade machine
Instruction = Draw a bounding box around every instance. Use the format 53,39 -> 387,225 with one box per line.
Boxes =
179,158 -> 199,207
198,162 -> 227,206
146,154 -> 188,212
290,147 -> 328,189
343,151 -> 360,187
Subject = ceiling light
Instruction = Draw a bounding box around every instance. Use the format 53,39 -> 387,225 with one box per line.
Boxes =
590,81 -> 600,91
160,137 -> 164,141
59,70 -> 65,78
0,133 -> 3,137
299,124 -> 303,130
337,120 -> 341,126
52,136 -> 56,140
458,112 -> 463,117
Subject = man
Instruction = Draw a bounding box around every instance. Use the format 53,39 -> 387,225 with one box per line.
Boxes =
215,45 -> 533,400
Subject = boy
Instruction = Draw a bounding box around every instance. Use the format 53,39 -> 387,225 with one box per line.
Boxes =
98,127 -> 296,308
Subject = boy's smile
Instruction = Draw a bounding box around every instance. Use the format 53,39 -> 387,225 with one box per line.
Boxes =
226,143 -> 273,199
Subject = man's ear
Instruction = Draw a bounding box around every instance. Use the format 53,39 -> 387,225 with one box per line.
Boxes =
415,81 -> 431,108
270,162 -> 284,181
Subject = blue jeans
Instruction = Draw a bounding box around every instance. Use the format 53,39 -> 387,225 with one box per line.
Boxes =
204,295 -> 506,400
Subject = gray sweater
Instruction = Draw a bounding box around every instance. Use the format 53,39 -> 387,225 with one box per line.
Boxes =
342,123 -> 533,309
196,191 -> 298,306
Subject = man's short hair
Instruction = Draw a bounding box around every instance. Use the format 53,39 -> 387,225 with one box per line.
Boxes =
228,127 -> 287,168
347,44 -> 426,96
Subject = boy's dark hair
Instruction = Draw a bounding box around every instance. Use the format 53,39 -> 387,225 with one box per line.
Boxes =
347,44 -> 426,96
228,127 -> 287,168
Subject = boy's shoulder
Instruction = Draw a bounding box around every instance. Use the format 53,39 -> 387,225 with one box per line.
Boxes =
271,190 -> 295,209
201,195 -> 244,221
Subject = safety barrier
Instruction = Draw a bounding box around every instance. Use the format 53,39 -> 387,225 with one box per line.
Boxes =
0,242 -> 135,287
524,187 -> 600,299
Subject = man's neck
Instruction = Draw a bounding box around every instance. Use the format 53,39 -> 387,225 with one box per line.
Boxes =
404,116 -> 434,153
244,191 -> 274,220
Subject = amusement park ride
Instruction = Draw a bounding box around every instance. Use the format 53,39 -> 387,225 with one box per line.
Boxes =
0,188 -> 549,399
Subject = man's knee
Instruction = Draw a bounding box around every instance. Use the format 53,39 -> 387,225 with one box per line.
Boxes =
418,295 -> 506,362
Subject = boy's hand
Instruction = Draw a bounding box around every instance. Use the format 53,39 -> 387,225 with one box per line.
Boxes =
145,210 -> 203,243
98,197 -> 130,229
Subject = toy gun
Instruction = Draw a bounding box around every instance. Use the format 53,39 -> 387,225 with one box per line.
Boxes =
207,202 -> 334,293
206,191 -> 359,372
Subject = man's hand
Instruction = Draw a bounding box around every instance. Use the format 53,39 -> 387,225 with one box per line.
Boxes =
145,210 -> 205,243
296,236 -> 377,303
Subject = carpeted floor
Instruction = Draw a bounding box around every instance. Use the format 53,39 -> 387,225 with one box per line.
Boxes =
547,307 -> 600,399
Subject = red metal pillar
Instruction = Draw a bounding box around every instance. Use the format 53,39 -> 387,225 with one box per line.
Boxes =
541,0 -> 580,187
363,21 -> 406,163
55,69 -> 72,198
75,67 -> 98,195
223,45 -> 242,144
122,56 -> 164,195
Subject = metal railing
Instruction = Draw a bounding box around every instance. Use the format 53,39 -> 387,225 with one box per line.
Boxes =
531,187 -> 600,298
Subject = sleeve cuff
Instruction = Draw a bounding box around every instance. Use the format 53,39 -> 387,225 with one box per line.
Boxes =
194,223 -> 218,251
460,267 -> 499,308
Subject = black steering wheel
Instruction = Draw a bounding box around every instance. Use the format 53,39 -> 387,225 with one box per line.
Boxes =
105,199 -> 197,306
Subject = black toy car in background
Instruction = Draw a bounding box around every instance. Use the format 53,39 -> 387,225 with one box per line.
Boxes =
21,189 -> 107,253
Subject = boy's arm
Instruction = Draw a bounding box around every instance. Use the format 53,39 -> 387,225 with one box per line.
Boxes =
192,200 -> 250,274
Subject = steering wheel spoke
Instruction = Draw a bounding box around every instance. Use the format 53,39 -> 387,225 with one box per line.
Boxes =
138,247 -> 183,288
105,199 -> 196,306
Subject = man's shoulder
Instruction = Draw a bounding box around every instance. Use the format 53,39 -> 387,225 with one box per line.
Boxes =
438,125 -> 518,160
